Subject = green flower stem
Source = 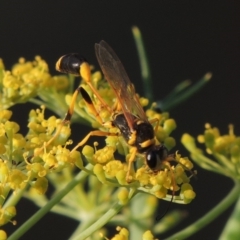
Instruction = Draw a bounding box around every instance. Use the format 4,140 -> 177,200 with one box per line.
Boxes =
0,185 -> 11,206
219,194 -> 240,240
166,180 -> 240,240
132,26 -> 153,102
8,164 -> 93,240
159,72 -> 212,111
4,186 -> 27,208
71,201 -> 124,240
71,189 -> 137,240
163,80 -> 191,101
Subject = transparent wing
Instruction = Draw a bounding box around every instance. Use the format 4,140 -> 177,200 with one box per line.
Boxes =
95,40 -> 148,131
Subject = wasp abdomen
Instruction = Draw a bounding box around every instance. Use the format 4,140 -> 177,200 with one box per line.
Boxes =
56,53 -> 87,75
112,113 -> 132,142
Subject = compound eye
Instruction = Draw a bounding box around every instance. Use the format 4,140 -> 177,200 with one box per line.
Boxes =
146,145 -> 169,170
146,150 -> 159,170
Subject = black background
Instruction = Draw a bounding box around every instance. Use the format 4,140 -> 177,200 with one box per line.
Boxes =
0,1 -> 239,239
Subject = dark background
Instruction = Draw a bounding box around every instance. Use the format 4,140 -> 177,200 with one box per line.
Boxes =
0,1 -> 239,239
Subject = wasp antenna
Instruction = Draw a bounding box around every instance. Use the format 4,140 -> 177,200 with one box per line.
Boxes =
155,193 -> 174,221
156,162 -> 176,221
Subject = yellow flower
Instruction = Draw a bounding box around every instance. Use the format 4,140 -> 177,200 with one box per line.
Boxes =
182,123 -> 240,180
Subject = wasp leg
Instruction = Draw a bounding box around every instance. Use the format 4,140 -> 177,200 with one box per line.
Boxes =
70,130 -> 117,153
33,86 -> 83,158
165,153 -> 197,179
126,147 -> 138,183
33,77 -> 111,159
78,61 -> 112,113
80,86 -> 104,124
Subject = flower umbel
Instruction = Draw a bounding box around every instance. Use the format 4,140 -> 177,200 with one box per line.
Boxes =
0,45 -> 195,239
182,123 -> 240,180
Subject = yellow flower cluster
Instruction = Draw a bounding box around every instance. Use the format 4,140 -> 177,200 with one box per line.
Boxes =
182,123 -> 240,180
0,57 -> 69,109
101,226 -> 156,240
0,55 -> 196,236
0,106 -> 77,228
83,143 -> 195,203
76,80 -> 196,203
50,59 -> 197,204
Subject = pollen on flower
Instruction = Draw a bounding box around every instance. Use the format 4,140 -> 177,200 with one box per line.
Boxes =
183,189 -> 196,203
0,143 -> 6,154
55,146 -> 75,165
181,183 -> 196,203
32,177 -> 48,195
105,136 -> 120,148
103,160 -> 125,178
230,145 -> 240,164
186,123 -> 240,179
27,107 -> 70,151
0,230 -> 7,240
12,134 -> 26,148
68,150 -> 82,168
164,136 -> 176,150
0,161 -> 9,183
93,164 -> 107,183
155,126 -> 168,143
8,169 -> 27,190
154,187 -> 167,199
82,145 -> 95,164
145,109 -> 161,119
111,227 -> 129,240
116,169 -> 127,185
4,121 -> 20,134
136,167 -> 150,185
181,133 -> 202,153
139,97 -> 149,107
41,153 -> 57,169
12,57 -> 33,76
0,52 -> 198,236
117,188 -> 129,205
0,110 -> 12,122
152,170 -> 168,185
0,206 -> 16,226
163,118 -> 177,135
142,230 -> 155,240
93,146 -> 115,164
178,156 -> 194,170
53,75 -> 69,91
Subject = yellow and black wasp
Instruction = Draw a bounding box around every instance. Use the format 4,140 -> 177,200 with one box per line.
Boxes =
56,40 -> 172,182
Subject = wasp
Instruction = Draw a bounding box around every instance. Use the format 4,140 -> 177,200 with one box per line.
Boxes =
56,40 -> 172,182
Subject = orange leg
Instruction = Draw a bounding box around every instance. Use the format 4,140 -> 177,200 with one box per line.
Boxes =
126,147 -> 138,183
70,130 -> 117,153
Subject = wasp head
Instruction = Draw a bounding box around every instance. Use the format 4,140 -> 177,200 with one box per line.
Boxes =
146,145 -> 169,170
